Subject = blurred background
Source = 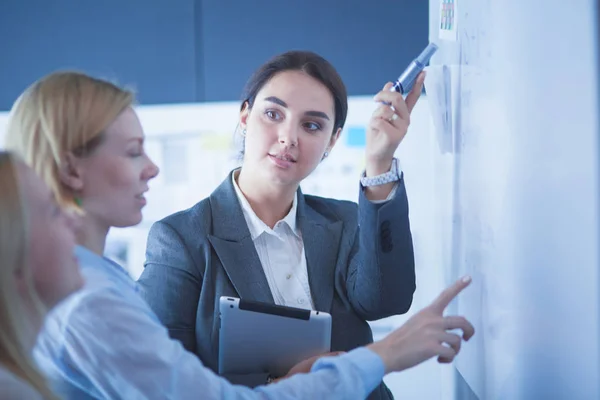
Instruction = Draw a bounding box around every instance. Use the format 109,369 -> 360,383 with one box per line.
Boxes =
1,1 -> 599,399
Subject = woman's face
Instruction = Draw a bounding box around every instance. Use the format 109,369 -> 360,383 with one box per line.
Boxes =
73,107 -> 159,228
240,70 -> 341,188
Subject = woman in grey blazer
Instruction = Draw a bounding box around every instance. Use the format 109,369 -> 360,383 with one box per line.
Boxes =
138,50 -> 423,399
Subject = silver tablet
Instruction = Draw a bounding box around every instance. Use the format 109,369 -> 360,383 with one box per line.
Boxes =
218,296 -> 332,377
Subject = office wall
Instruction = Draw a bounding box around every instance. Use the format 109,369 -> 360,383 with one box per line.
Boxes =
0,0 -> 427,110
0,0 -> 198,108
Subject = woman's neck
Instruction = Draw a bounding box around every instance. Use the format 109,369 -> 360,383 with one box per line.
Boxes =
76,214 -> 109,256
236,168 -> 297,229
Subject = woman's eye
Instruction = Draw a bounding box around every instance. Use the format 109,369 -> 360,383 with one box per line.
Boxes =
265,110 -> 281,120
304,122 -> 322,132
128,147 -> 143,157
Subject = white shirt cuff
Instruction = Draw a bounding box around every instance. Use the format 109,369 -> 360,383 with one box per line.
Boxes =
366,181 -> 400,204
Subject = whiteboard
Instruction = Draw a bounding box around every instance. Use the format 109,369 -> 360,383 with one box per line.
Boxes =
427,0 -> 599,399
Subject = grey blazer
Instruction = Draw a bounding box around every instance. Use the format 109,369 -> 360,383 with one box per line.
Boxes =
138,172 -> 416,400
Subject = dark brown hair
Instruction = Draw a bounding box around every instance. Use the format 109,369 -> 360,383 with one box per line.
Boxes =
241,50 -> 348,133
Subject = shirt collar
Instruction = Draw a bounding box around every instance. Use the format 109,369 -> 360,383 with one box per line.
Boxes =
231,170 -> 299,240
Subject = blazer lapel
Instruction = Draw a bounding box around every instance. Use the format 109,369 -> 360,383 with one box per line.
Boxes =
207,172 -> 274,304
297,192 -> 343,313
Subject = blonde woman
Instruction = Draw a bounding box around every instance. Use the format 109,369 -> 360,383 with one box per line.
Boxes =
5,71 -> 474,399
0,151 -> 82,399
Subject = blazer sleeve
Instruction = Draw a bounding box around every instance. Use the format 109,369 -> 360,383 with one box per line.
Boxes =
345,179 -> 416,321
137,220 -> 202,353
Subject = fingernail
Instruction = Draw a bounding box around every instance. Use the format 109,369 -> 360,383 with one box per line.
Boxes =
462,275 -> 472,283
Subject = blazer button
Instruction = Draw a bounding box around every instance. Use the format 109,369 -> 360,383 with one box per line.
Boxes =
380,220 -> 393,253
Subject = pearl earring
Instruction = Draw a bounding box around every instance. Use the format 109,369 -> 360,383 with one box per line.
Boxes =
241,129 -> 247,137
324,151 -> 329,157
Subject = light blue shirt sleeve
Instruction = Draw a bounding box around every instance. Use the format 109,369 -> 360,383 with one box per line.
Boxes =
39,285 -> 385,400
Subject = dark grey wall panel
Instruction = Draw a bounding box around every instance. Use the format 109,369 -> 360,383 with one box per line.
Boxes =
0,0 -> 427,110
198,0 -> 428,102
0,0 -> 197,110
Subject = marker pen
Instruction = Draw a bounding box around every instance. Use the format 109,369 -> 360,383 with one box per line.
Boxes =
391,42 -> 438,94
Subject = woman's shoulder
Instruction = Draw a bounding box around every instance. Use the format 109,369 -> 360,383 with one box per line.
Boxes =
149,197 -> 214,243
0,367 -> 44,399
162,195 -> 212,221
302,194 -> 358,222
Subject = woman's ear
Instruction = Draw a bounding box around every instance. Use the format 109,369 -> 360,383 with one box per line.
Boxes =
327,127 -> 342,153
239,101 -> 251,131
58,153 -> 84,192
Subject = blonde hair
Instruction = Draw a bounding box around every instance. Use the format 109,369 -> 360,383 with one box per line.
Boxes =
4,71 -> 134,213
0,151 -> 58,399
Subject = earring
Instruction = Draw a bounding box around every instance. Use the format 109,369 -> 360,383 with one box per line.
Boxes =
324,151 -> 329,158
74,197 -> 83,207
241,129 -> 247,137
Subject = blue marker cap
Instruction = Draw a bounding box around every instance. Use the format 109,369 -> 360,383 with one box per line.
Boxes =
392,42 -> 438,94
415,42 -> 438,67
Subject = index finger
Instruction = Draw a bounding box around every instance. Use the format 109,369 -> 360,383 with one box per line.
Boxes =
430,276 -> 472,313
